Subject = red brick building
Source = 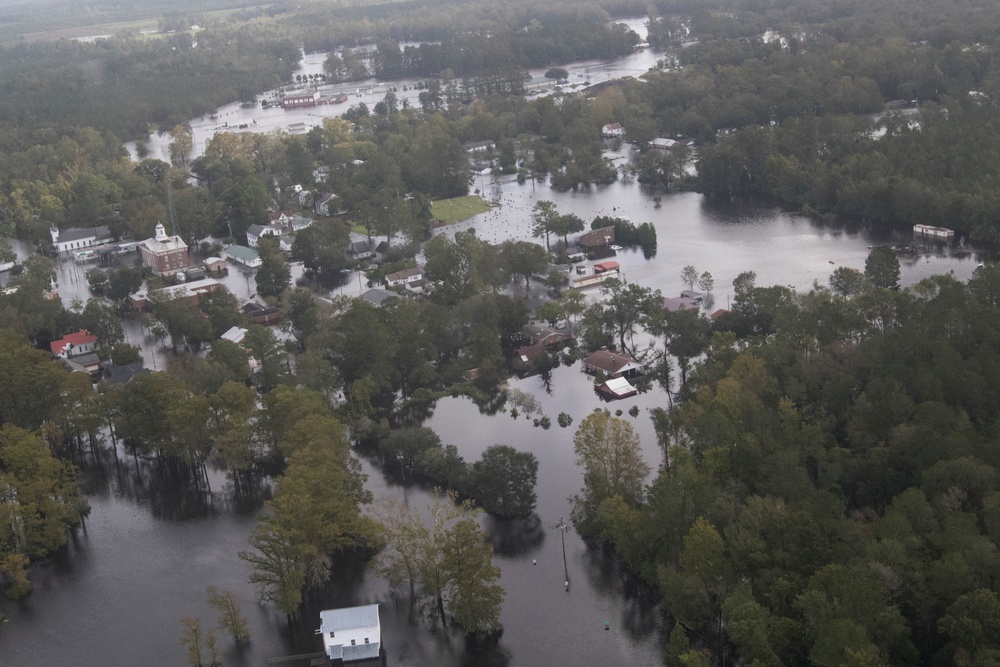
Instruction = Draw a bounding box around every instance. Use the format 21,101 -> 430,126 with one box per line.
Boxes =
140,223 -> 189,277
281,92 -> 320,109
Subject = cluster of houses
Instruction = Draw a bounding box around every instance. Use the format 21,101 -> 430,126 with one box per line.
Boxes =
513,322 -> 647,401
49,328 -> 148,384
601,122 -> 691,151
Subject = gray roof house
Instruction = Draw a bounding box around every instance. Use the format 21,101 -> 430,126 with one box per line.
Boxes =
319,604 -> 381,663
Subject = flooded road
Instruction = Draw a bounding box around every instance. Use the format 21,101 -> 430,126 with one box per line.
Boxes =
125,18 -> 661,163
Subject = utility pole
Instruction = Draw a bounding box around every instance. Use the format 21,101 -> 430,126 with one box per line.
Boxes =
166,177 -> 180,238
554,516 -> 569,591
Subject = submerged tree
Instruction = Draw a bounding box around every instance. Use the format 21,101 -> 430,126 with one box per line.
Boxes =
207,586 -> 250,644
571,410 -> 650,535
374,492 -> 504,634
240,415 -> 374,613
471,445 -> 539,518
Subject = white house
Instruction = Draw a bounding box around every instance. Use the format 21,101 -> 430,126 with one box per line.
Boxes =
602,122 -> 625,138
50,330 -> 98,358
268,210 -> 294,225
465,140 -> 495,153
246,224 -> 283,248
384,266 -> 423,287
319,604 -> 381,663
348,239 -> 374,261
315,193 -> 342,217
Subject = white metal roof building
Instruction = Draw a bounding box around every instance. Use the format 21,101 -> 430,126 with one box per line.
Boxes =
319,604 -> 381,663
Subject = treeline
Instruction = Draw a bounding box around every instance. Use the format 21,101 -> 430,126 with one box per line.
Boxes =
292,0 -> 647,53
696,102 -> 1000,242
370,21 -> 638,80
0,32 -> 298,139
580,261 -> 1000,665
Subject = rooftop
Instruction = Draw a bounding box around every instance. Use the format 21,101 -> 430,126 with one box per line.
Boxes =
142,234 -> 188,253
584,348 -> 640,374
662,296 -> 700,312
224,245 -> 260,262
360,288 -> 399,307
385,267 -> 422,282
320,604 -> 380,632
58,226 -> 111,243
51,330 -> 98,356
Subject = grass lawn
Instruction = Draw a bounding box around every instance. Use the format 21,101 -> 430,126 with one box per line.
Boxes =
431,195 -> 492,225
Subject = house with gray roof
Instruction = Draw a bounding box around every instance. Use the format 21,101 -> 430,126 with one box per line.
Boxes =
318,604 -> 381,663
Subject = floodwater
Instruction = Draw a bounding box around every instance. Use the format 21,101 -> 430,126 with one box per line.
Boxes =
1,19 -> 993,666
0,186 -> 985,667
124,18 -> 660,162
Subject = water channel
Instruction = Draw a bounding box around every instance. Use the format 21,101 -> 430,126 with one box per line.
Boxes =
1,18 -> 994,667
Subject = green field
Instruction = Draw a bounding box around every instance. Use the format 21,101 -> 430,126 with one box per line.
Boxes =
10,2 -> 272,42
430,196 -> 492,225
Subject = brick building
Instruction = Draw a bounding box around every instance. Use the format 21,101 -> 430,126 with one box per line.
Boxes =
140,223 -> 189,277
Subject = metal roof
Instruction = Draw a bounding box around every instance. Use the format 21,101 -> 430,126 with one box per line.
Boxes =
59,226 -> 111,243
320,604 -> 380,632
224,245 -> 259,261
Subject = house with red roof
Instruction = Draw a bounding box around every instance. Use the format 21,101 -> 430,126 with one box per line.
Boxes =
50,330 -> 98,359
602,123 -> 625,138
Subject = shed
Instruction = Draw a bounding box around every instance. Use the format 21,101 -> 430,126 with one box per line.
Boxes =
204,257 -> 228,274
597,376 -> 639,400
319,604 -> 381,663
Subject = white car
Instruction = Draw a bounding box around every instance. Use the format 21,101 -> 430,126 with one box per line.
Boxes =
610,244 -> 623,251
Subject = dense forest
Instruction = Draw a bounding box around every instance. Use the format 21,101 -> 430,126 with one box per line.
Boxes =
579,263 -> 1000,666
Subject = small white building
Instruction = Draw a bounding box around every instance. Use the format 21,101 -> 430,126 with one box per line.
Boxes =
319,604 -> 381,663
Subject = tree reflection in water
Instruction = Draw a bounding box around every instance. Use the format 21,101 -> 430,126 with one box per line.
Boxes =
484,514 -> 545,558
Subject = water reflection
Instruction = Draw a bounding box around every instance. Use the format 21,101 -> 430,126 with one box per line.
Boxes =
484,514 -> 545,558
